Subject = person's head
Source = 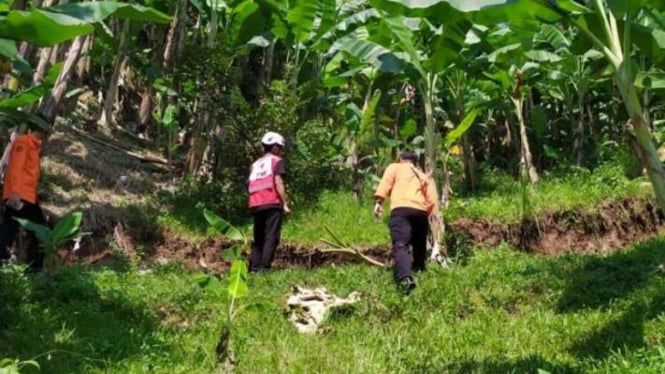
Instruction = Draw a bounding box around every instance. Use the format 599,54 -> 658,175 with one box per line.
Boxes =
261,131 -> 285,155
399,149 -> 417,164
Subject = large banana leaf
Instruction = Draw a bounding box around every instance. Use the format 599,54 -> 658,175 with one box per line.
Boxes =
286,0 -> 319,43
369,0 -> 586,25
0,2 -> 170,47
331,29 -> 403,73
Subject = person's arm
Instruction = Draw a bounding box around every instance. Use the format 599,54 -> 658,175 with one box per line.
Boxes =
274,160 -> 290,213
373,164 -> 396,218
275,174 -> 290,213
5,138 -> 28,207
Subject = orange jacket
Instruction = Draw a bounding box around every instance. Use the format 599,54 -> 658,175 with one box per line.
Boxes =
374,162 -> 438,216
3,133 -> 42,204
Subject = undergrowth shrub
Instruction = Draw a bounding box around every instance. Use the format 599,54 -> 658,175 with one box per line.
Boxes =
157,86 -> 350,235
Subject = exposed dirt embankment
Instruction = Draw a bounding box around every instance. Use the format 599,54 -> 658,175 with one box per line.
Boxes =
149,237 -> 393,272
447,197 -> 665,255
71,197 -> 665,271
73,197 -> 665,272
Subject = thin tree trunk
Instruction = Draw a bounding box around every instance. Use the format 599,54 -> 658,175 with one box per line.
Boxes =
75,35 -> 92,82
39,36 -> 86,121
186,90 -> 209,174
139,86 -> 154,134
574,92 -> 586,166
207,2 -> 220,49
462,132 -> 476,192
34,47 -> 54,85
32,0 -> 60,85
99,19 -> 131,128
263,41 -> 276,87
587,102 -> 600,144
512,96 -> 539,184
138,25 -> 166,135
421,73 -> 448,264
350,82 -> 374,200
163,0 -> 188,71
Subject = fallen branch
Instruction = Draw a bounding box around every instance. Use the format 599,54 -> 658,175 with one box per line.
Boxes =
318,245 -> 387,268
319,226 -> 386,267
68,127 -> 170,165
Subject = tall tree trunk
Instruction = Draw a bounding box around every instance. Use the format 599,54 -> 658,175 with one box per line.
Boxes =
138,26 -> 166,135
587,102 -> 600,145
163,0 -> 188,72
99,19 -> 131,128
186,88 -> 209,174
262,41 -> 276,88
138,86 -> 154,134
512,96 -> 539,184
75,35 -> 92,82
207,3 -> 220,49
421,73 -> 448,264
349,83 -> 374,200
574,91 -> 586,166
39,36 -> 86,121
32,0 -> 60,85
615,74 -> 665,211
34,47 -> 55,85
462,132 -> 476,192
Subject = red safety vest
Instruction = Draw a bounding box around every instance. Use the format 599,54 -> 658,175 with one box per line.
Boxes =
248,154 -> 282,208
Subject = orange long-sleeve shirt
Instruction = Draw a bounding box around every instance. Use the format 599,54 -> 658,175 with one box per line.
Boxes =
374,162 -> 438,215
3,133 -> 42,204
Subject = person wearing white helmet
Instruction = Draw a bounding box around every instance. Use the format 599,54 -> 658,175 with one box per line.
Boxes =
247,131 -> 291,272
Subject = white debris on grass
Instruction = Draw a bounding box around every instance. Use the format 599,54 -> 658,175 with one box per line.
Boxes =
287,285 -> 361,334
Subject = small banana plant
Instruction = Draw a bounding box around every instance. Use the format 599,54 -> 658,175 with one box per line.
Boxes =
15,211 -> 87,269
197,209 -> 258,370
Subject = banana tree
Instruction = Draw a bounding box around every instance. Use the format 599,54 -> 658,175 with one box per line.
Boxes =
326,13 -> 476,262
538,0 -> 665,210
534,24 -> 608,166
480,24 -> 555,184
0,1 -> 171,123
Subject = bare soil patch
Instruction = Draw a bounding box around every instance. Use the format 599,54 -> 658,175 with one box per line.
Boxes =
447,197 -> 665,255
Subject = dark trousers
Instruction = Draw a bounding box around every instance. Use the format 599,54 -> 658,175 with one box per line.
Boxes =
0,200 -> 46,270
389,207 -> 429,281
250,208 -> 283,271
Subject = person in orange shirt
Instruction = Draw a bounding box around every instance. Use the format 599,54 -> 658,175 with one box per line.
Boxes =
0,115 -> 51,271
374,150 -> 438,294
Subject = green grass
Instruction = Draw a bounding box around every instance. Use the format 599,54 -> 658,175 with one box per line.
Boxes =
3,239 -> 665,373
280,190 -> 389,246
154,164 -> 653,247
446,165 -> 652,223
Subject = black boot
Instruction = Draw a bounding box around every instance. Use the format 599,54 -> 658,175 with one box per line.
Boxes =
399,276 -> 416,294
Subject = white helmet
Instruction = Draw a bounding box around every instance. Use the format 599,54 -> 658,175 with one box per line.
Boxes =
261,131 -> 285,147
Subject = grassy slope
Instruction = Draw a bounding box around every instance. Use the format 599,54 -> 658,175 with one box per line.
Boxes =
3,239 -> 665,373
274,167 -> 652,246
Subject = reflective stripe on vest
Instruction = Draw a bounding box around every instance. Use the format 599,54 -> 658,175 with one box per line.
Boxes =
248,155 -> 282,207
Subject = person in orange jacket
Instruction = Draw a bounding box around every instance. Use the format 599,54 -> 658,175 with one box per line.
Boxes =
374,150 -> 438,294
0,115 -> 51,271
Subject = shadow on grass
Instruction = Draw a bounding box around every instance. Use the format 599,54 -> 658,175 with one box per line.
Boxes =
556,238 -> 665,362
447,355 -> 577,374
0,266 -> 165,373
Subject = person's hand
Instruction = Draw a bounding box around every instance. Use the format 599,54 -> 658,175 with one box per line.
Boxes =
374,202 -> 383,219
283,203 -> 292,215
7,192 -> 22,210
